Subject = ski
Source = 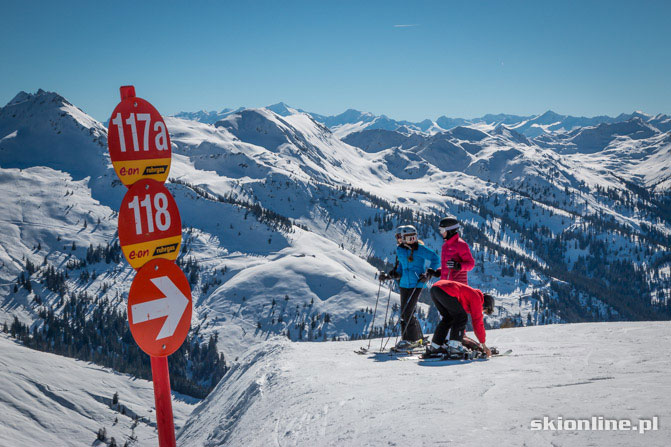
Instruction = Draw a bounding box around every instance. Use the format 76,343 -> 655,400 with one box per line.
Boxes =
355,346 -> 426,356
355,338 -> 430,356
429,348 -> 512,361
399,348 -> 512,362
388,347 -> 427,356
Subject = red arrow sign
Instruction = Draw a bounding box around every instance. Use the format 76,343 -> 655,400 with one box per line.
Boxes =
118,179 -> 182,270
108,85 -> 172,187
128,259 -> 192,357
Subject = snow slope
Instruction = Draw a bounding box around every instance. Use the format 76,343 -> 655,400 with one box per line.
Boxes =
179,322 -> 671,446
0,334 -> 196,447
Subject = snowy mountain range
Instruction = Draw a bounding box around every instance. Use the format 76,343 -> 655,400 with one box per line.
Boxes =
0,89 -> 669,445
178,102 -> 671,139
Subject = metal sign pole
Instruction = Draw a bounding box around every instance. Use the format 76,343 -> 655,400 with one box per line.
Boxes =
109,86 -> 191,447
151,356 -> 176,447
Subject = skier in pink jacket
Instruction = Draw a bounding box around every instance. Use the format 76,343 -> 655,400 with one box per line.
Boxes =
426,216 -> 475,285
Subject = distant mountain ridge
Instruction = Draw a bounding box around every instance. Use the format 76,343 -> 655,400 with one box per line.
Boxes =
174,103 -> 670,138
173,107 -> 244,124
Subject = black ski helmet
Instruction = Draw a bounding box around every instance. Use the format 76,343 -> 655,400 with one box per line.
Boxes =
439,216 -> 460,239
483,294 -> 495,315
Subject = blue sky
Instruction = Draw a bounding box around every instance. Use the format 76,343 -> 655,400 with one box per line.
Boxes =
1,0 -> 669,122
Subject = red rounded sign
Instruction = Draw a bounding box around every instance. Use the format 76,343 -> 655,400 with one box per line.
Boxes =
118,179 -> 182,270
108,85 -> 172,187
128,258 -> 192,357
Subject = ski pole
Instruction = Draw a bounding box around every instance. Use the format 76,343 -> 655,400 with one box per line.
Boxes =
379,280 -> 394,352
389,282 -> 425,351
383,276 -> 430,351
365,280 -> 382,352
383,278 -> 420,351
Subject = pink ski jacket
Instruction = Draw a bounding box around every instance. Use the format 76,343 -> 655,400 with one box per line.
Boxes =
440,234 -> 475,285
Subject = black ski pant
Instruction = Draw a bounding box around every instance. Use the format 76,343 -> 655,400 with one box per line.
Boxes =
399,287 -> 424,342
430,285 -> 468,346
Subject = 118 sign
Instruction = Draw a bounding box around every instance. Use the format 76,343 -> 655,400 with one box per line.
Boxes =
118,179 -> 182,270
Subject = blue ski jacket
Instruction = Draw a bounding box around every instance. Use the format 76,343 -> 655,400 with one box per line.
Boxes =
395,242 -> 440,289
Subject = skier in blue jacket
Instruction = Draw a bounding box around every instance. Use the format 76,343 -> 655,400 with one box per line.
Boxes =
379,225 -> 440,349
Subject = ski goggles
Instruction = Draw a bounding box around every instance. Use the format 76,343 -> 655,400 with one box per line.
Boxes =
439,223 -> 459,234
397,232 -> 417,242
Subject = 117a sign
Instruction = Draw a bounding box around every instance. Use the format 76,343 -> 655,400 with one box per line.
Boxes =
108,86 -> 172,186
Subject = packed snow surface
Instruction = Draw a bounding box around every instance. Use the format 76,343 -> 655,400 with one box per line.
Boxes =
179,322 -> 671,446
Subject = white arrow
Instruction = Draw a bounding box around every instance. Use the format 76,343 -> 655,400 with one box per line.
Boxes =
131,276 -> 189,340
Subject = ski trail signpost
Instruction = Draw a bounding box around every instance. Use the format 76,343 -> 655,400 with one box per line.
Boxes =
108,86 -> 191,447
118,178 -> 182,269
108,87 -> 172,186
128,258 -> 192,357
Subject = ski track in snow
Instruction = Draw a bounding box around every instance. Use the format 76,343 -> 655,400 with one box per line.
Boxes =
179,322 -> 671,447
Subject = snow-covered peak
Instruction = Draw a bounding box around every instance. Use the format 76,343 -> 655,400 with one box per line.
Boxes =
564,117 -> 660,153
342,128 -> 414,152
435,115 -> 469,130
649,114 -> 671,132
632,110 -> 652,119
1,88 -> 103,132
0,89 -> 108,180
266,102 -> 300,117
172,108 -> 243,125
534,109 -> 565,124
214,108 -> 311,152
313,108 -> 377,129
492,124 -> 530,145
6,91 -> 33,107
4,89 -> 69,109
443,126 -> 490,142
477,113 -> 531,125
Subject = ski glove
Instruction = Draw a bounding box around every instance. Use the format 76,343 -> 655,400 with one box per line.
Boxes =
425,268 -> 441,278
446,260 -> 461,270
379,270 -> 400,282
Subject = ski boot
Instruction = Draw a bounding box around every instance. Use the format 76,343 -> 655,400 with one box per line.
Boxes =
391,340 -> 419,354
420,342 -> 448,359
393,340 -> 414,350
444,340 -> 472,360
392,337 -> 431,353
